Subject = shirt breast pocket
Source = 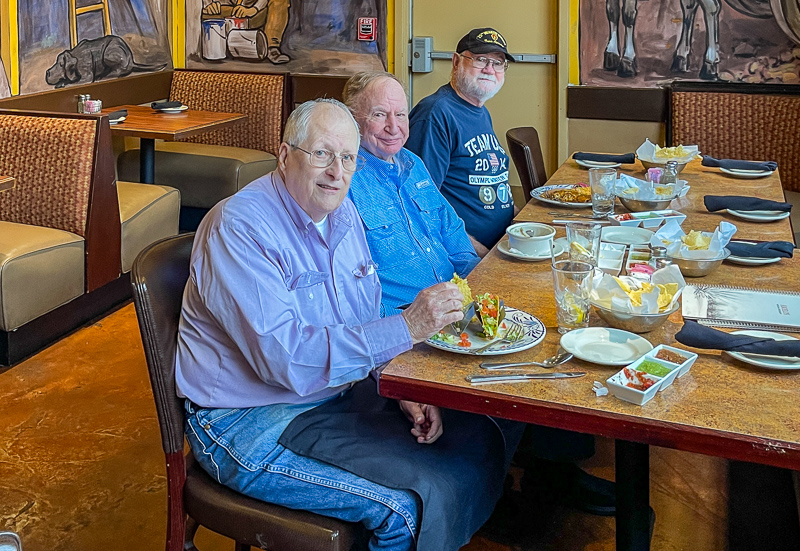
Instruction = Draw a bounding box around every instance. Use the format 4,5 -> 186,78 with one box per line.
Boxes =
411,192 -> 447,234
359,207 -> 413,270
352,262 -> 380,322
288,271 -> 332,323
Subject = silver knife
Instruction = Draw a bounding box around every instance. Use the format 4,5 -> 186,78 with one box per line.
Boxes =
465,372 -> 586,384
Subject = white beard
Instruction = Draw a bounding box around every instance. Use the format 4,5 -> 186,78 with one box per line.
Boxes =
454,68 -> 503,104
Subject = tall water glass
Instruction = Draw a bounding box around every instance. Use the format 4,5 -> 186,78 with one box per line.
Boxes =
589,167 -> 617,218
551,260 -> 593,334
566,222 -> 602,266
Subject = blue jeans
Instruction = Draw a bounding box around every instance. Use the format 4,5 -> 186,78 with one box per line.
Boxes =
184,400 -> 421,551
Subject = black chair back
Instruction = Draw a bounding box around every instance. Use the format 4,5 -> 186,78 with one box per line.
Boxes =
506,126 -> 548,200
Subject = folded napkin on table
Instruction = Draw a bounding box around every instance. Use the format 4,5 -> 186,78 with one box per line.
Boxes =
106,109 -> 127,121
151,101 -> 183,110
726,241 -> 794,258
704,195 -> 792,212
573,152 -> 636,164
702,156 -> 777,172
676,320 -> 800,357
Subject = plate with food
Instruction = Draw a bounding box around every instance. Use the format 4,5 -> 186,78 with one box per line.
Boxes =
724,330 -> 800,370
531,184 -> 592,208
600,226 -> 654,245
575,159 -> 622,169
726,209 -> 790,222
560,327 -> 653,366
719,167 -> 774,179
427,305 -> 546,355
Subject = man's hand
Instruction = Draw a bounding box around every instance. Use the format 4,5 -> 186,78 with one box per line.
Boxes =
399,401 -> 443,444
469,235 -> 490,258
231,4 -> 257,17
401,282 -> 464,343
202,1 -> 221,14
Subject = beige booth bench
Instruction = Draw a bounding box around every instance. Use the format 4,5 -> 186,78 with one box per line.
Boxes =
118,70 -> 287,229
0,111 -> 178,365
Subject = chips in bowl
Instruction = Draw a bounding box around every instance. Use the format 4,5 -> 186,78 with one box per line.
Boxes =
680,230 -> 712,250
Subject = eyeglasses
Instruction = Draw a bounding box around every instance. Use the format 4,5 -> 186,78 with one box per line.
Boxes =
290,145 -> 365,172
458,54 -> 509,73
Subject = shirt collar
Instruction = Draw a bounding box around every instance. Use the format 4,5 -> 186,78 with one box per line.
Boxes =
271,170 -> 352,237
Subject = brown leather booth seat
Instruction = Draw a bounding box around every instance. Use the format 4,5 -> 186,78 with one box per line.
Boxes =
0,111 -> 179,365
117,71 -> 287,221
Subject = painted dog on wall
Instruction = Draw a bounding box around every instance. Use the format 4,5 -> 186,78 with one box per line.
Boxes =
46,35 -> 167,88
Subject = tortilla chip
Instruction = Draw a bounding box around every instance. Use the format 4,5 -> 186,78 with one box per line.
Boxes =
681,230 -> 711,250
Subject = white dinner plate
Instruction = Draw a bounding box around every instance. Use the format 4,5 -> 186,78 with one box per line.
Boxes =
425,306 -> 546,356
575,159 -> 622,169
719,167 -> 774,179
724,330 -> 800,370
726,209 -> 791,222
600,226 -> 654,245
531,184 -> 593,209
725,240 -> 782,266
497,238 -> 565,261
560,327 -> 653,366
155,105 -> 189,113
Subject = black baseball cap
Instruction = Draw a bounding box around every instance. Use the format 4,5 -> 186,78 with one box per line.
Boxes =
455,28 -> 515,62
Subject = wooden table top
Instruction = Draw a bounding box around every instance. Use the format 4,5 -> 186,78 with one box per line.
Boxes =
379,158 -> 800,470
0,175 -> 14,192
103,104 -> 246,141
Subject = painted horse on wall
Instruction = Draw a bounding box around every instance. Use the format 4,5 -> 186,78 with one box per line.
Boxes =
603,0 -> 639,77
604,0 -> 800,80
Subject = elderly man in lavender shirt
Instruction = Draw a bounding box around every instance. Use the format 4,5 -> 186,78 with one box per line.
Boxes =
174,99 -> 511,550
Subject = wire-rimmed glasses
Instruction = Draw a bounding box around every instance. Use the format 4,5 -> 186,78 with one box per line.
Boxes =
458,54 -> 509,73
290,144 -> 365,172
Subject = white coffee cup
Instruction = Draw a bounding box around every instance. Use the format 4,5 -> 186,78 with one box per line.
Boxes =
506,222 -> 556,256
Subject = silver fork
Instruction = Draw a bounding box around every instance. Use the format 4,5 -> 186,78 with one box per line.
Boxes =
473,322 -> 525,355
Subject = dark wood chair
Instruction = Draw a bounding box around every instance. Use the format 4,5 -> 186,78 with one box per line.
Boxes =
506,126 -> 548,201
130,234 -> 362,551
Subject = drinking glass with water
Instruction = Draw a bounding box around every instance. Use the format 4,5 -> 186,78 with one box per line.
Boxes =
589,167 -> 617,218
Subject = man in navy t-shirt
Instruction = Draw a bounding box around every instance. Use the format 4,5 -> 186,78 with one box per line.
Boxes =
406,27 -> 516,257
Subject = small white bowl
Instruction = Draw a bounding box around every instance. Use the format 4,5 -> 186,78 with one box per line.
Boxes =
506,223 -> 556,257
647,344 -> 698,379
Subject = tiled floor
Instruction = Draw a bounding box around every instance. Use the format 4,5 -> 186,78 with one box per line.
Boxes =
0,303 -> 782,551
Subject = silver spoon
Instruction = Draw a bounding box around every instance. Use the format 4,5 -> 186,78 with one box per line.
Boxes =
479,348 -> 573,370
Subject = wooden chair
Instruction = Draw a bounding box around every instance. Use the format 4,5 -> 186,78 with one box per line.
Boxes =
668,81 -> 800,193
131,234 -> 363,551
506,127 -> 548,201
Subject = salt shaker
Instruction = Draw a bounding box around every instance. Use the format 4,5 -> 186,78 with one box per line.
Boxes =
661,161 -> 679,186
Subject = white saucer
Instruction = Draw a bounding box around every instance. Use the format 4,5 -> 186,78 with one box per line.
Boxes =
725,240 -> 783,265
725,330 -> 800,370
600,226 -> 654,245
719,167 -> 774,179
560,327 -> 653,366
155,105 -> 189,113
726,209 -> 790,222
497,239 -> 565,261
109,116 -> 126,125
575,159 -> 622,169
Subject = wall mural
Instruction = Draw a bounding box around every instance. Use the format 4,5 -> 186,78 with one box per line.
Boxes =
185,0 -> 386,74
580,0 -> 800,87
19,0 -> 172,95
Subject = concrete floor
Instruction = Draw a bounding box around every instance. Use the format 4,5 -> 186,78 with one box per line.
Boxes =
0,302 -> 782,551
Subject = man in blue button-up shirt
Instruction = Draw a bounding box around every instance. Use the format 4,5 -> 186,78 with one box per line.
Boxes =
345,72 -> 479,317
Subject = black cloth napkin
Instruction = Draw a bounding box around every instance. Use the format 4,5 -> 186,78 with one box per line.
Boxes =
702,155 -> 777,172
704,195 -> 792,212
727,241 -> 794,258
151,101 -> 183,110
106,109 -> 127,121
676,320 -> 800,357
573,152 -> 636,164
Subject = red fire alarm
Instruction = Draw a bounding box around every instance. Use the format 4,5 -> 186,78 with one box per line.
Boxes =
358,17 -> 377,41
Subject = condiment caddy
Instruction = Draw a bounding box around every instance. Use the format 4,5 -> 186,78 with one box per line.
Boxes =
606,345 -> 698,405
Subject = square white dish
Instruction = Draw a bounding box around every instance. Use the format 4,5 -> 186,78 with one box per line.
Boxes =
606,367 -> 662,405
598,242 -> 626,275
647,344 -> 698,379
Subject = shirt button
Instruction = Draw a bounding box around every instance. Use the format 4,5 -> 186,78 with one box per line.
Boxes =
204,423 -> 211,430
426,247 -> 431,252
